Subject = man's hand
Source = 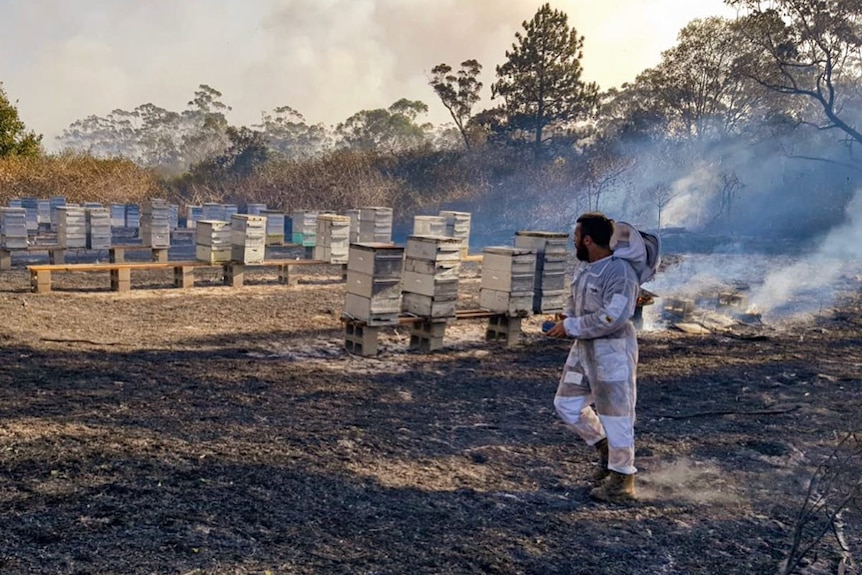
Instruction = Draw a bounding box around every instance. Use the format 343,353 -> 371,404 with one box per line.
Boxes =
547,321 -> 569,339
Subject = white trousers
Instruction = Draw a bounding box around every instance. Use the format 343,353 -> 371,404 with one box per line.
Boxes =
554,329 -> 638,475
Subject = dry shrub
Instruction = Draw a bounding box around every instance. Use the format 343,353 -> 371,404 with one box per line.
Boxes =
0,153 -> 160,205
249,150 -> 400,213
166,149 -> 435,220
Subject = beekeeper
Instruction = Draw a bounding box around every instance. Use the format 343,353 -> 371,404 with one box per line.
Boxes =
546,212 -> 643,503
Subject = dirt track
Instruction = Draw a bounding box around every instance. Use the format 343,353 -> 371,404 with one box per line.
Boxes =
0,258 -> 860,575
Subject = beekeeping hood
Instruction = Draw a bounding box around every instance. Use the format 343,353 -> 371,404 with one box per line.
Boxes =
611,222 -> 659,284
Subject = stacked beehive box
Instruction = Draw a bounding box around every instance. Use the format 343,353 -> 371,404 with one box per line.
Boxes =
37,200 -> 50,228
230,214 -> 266,264
85,207 -> 112,250
291,210 -> 319,246
124,204 -> 141,230
56,206 -> 87,248
343,242 -> 405,326
195,220 -> 231,263
49,197 -> 66,230
412,215 -> 447,237
514,231 -> 569,313
401,235 -> 462,319
479,247 -> 537,316
313,214 -> 351,263
21,198 -> 38,233
260,210 -> 285,245
246,203 -> 266,215
439,210 -> 472,254
202,203 -> 225,222
141,199 -> 171,248
358,207 -> 393,243
110,203 -> 125,227
345,209 -> 361,244
0,207 -> 28,249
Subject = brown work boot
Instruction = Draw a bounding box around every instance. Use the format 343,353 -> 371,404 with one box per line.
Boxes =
590,471 -> 637,503
592,438 -> 610,486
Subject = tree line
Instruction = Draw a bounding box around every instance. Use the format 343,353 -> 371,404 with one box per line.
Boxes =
2,1 -> 861,242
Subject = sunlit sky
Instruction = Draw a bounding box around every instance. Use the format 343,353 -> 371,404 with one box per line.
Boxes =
0,0 -> 736,147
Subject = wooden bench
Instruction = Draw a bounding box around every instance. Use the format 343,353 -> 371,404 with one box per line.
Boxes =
1,244 -> 170,270
27,259 -> 339,293
109,245 -> 170,263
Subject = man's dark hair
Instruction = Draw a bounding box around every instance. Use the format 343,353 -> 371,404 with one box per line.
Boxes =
577,212 -> 614,248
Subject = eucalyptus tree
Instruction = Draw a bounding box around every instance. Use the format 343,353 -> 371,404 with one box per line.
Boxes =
336,99 -> 431,152
429,59 -> 483,150
729,0 -> 862,147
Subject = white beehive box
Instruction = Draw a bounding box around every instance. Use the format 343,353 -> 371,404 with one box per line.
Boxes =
439,210 -> 471,249
401,292 -> 457,319
141,199 -> 171,248
202,203 -> 226,222
195,220 -> 232,263
347,243 -> 404,278
261,210 -> 285,245
0,207 -> 28,249
110,203 -> 125,227
86,207 -> 112,250
343,293 -> 401,325
358,207 -> 393,243
342,242 -> 405,325
514,231 -> 569,314
124,204 -> 141,229
404,235 -> 462,263
313,214 -> 351,263
57,206 -> 87,248
230,214 -> 266,264
413,215 -> 448,237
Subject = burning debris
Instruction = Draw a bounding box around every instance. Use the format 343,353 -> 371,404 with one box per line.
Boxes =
656,282 -> 768,339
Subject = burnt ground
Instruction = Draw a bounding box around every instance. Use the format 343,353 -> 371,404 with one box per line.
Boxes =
0,256 -> 860,575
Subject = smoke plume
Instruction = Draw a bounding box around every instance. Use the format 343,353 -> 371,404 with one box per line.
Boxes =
0,0 -> 732,147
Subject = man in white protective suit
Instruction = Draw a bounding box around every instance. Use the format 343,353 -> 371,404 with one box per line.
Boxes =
546,212 -> 641,503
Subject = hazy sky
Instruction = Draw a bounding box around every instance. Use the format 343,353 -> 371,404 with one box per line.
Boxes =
0,0 -> 735,148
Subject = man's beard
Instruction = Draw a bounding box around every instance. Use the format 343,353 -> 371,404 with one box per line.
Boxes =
576,241 -> 589,262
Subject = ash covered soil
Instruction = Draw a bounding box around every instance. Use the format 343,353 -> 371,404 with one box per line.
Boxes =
0,257 -> 860,575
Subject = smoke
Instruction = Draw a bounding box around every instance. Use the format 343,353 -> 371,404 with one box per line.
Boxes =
0,0 -> 733,148
748,189 -> 862,320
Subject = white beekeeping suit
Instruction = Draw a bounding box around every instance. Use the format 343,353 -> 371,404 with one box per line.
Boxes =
554,222 -> 646,482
